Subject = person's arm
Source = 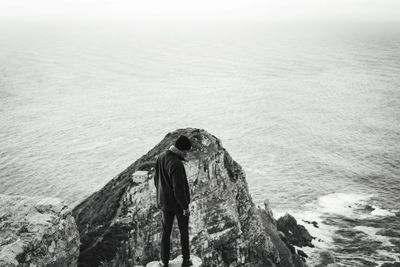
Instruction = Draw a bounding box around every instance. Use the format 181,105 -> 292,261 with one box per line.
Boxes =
170,161 -> 189,211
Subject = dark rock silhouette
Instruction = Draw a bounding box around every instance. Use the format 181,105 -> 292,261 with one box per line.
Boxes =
72,128 -> 312,266
381,262 -> 400,267
277,214 -> 315,248
302,220 -> 319,228
296,250 -> 308,258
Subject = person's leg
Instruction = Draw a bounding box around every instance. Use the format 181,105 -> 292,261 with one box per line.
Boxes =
176,210 -> 190,260
161,210 -> 175,264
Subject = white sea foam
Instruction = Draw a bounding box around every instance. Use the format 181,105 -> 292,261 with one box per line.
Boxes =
354,226 -> 384,242
274,192 -> 394,266
273,207 -> 337,267
370,206 -> 397,217
308,192 -> 372,217
275,192 -> 375,248
273,208 -> 336,250
1,20 -> 400,267
354,226 -> 400,262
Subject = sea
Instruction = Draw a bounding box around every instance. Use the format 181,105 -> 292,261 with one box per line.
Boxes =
0,19 -> 399,266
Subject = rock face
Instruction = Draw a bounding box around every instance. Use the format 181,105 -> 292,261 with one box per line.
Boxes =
277,214 -> 314,248
72,128 -> 310,267
0,194 -> 80,266
146,255 -> 202,267
258,202 -> 307,267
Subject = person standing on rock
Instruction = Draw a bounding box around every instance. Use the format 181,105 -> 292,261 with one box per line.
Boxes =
154,135 -> 193,267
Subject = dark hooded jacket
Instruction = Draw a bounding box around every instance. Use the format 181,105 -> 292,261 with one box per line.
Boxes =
154,150 -> 190,211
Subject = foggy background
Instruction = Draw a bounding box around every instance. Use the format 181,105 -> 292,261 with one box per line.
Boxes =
1,0 -> 400,22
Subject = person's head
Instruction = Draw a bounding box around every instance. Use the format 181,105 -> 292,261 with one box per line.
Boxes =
175,135 -> 192,157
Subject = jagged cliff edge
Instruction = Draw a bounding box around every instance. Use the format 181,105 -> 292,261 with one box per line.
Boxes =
72,128 -> 312,267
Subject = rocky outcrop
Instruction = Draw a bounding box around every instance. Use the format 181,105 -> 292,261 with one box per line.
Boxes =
0,194 -> 80,266
258,201 -> 307,267
72,128 -> 311,267
146,255 -> 202,267
277,214 -> 314,248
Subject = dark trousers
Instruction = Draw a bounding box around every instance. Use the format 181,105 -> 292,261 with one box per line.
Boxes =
161,210 -> 190,263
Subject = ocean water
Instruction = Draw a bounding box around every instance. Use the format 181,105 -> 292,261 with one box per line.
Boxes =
1,20 -> 399,266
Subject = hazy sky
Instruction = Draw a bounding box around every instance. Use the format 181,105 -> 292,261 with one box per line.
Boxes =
1,0 -> 400,21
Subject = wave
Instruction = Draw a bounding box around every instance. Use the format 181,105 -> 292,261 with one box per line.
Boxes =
274,192 -> 400,266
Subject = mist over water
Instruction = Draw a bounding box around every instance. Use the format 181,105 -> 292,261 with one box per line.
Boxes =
1,20 -> 400,265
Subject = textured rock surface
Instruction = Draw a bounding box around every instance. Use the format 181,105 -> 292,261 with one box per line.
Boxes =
0,194 -> 80,266
146,255 -> 202,267
73,128 -> 310,267
258,202 -> 307,267
277,214 -> 314,248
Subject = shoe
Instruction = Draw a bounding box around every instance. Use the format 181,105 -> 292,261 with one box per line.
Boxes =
159,260 -> 168,266
182,259 -> 193,267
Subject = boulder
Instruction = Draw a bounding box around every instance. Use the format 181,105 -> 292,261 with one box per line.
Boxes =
297,250 -> 308,258
258,207 -> 306,267
277,214 -> 314,248
0,194 -> 80,266
302,220 -> 319,228
73,128 -> 309,266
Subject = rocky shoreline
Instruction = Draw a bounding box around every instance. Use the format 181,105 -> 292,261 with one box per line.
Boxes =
0,194 -> 80,266
1,128 -> 317,266
72,128 -> 314,266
